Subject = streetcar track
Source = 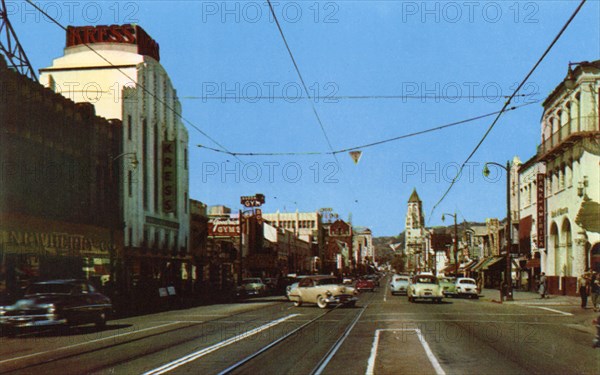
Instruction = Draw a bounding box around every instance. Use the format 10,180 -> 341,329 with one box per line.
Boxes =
218,290 -> 379,375
0,299 -> 291,374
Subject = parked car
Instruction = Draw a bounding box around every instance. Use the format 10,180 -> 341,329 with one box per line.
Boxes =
0,279 -> 112,335
407,274 -> 443,303
237,278 -> 267,298
439,277 -> 457,297
365,274 -> 381,287
390,275 -> 410,295
288,275 -> 358,308
355,278 -> 376,292
455,277 -> 479,298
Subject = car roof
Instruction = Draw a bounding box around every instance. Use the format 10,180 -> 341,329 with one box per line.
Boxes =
31,279 -> 84,285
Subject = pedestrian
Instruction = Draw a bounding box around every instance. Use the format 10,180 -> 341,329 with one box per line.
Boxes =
578,271 -> 590,308
539,272 -> 547,299
591,272 -> 600,312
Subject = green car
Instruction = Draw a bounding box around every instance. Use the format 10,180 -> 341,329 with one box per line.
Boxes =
439,277 -> 457,297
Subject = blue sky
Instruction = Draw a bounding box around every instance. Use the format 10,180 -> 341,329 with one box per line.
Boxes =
8,1 -> 600,236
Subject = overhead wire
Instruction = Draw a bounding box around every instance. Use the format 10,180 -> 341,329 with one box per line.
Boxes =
23,0 -> 240,162
197,100 -> 539,156
429,0 -> 587,218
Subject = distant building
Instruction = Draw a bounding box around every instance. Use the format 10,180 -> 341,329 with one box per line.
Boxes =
404,189 -> 430,272
324,219 -> 353,275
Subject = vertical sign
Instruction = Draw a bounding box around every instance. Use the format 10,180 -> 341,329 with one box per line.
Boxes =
536,173 -> 546,249
162,141 -> 177,213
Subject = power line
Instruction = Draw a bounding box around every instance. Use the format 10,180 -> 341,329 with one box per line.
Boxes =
197,101 -> 538,156
265,0 -> 340,166
23,0 -> 239,162
184,93 -> 537,101
429,0 -> 587,217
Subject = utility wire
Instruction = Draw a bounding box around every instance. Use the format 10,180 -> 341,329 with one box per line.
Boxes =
265,0 -> 340,166
184,93 -> 537,101
430,0 -> 587,218
197,101 -> 538,156
23,0 -> 240,162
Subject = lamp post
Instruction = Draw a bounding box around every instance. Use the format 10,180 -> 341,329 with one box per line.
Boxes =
483,161 -> 513,301
442,213 -> 458,276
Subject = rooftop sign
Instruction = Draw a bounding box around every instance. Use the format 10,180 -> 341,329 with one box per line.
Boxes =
66,24 -> 160,62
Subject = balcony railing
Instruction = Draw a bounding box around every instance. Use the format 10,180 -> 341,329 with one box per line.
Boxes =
538,119 -> 598,159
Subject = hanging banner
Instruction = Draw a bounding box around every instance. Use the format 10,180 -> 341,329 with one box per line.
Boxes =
162,141 -> 177,213
536,173 -> 546,249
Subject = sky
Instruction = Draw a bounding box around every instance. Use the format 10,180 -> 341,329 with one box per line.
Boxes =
6,0 -> 600,236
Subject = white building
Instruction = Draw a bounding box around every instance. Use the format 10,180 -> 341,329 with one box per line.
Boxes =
536,60 -> 600,295
352,226 -> 374,268
39,25 -> 190,284
404,189 -> 430,271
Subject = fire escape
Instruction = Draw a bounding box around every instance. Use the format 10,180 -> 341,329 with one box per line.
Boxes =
0,0 -> 36,80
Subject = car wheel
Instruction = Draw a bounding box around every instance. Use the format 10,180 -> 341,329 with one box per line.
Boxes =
317,295 -> 328,309
293,297 -> 302,307
95,311 -> 107,328
408,296 -> 413,303
346,301 -> 356,308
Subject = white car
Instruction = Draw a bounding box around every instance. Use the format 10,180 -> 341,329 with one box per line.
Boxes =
390,275 -> 410,295
455,277 -> 479,298
407,274 -> 444,303
288,275 -> 358,308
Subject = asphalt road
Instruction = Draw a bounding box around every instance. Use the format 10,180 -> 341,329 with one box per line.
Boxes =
1,278 -> 599,374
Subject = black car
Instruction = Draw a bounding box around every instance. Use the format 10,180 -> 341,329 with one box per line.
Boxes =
0,279 -> 112,335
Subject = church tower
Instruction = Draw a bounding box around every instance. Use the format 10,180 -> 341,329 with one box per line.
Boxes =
404,188 -> 426,271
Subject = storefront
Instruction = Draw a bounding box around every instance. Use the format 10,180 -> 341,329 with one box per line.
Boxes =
0,213 -> 122,303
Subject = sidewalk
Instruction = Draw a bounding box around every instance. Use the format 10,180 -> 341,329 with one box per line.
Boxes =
481,288 -> 581,306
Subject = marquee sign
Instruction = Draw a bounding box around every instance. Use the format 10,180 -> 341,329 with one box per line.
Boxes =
66,24 -> 160,61
536,173 -> 546,249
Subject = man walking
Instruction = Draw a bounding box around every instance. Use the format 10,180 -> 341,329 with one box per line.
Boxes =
578,271 -> 590,308
591,272 -> 600,312
539,272 -> 548,299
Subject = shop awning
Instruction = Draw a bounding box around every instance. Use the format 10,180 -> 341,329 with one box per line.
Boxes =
461,260 -> 477,271
441,263 -> 459,274
482,256 -> 505,271
470,257 -> 491,272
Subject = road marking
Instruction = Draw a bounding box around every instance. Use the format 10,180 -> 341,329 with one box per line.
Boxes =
313,305 -> 367,375
0,322 -> 181,365
142,314 -> 299,375
366,329 -> 445,375
527,305 -> 573,316
383,283 -> 388,302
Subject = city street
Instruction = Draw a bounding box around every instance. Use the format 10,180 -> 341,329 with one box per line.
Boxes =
1,276 -> 598,375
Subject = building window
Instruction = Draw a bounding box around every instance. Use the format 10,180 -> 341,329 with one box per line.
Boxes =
128,227 -> 133,247
127,115 -> 132,140
184,148 -> 188,170
184,192 -> 188,213
154,230 -> 160,250
128,170 -> 133,197
142,118 -> 148,209
567,160 -> 573,188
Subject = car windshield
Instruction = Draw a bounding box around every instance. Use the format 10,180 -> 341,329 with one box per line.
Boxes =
394,278 -> 409,283
414,276 -> 437,284
460,279 -> 476,285
316,278 -> 338,286
26,283 -> 73,295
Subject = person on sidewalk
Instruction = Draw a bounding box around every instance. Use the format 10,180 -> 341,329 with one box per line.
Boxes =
578,271 -> 590,308
539,272 -> 548,298
591,272 -> 600,312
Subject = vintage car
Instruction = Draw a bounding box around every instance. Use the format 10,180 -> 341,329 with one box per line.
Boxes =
355,278 -> 376,292
237,278 -> 267,298
390,275 -> 410,295
439,277 -> 457,297
455,277 -> 479,298
407,274 -> 444,303
0,279 -> 112,335
288,275 -> 358,308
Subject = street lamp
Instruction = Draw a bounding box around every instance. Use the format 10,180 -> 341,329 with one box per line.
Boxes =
483,161 -> 513,301
442,213 -> 458,276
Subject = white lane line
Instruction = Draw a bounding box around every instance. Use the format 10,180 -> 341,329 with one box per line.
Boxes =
527,305 -> 573,316
0,322 -> 181,365
142,314 -> 299,375
365,329 -> 445,375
